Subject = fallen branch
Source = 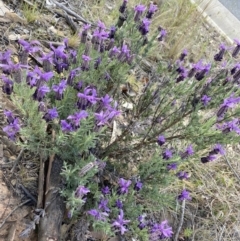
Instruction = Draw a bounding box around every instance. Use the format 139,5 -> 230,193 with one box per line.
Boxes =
10,148 -> 24,173
38,156 -> 65,241
174,199 -> 186,241
0,199 -> 31,229
37,154 -> 45,209
52,0 -> 95,26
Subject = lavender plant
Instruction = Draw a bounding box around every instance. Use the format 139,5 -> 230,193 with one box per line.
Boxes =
2,0 -> 240,240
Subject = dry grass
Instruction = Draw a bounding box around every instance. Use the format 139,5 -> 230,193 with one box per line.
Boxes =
68,34 -> 80,48
22,3 -> 40,24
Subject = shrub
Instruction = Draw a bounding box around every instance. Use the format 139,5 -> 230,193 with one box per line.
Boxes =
2,1 -> 240,240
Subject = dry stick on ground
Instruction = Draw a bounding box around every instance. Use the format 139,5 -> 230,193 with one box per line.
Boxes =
223,154 -> 240,184
37,154 -> 45,209
6,221 -> 17,241
10,148 -> 24,173
51,0 -> 95,26
174,199 -> 186,241
0,199 -> 31,229
38,156 -> 64,241
45,130 -> 56,196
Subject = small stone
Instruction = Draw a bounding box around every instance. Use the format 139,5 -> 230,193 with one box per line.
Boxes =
11,179 -> 16,186
9,156 -> 16,161
3,150 -> 11,158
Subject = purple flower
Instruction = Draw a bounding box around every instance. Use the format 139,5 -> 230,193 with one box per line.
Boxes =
180,145 -> 194,159
150,220 -> 173,239
157,135 -> 165,146
118,178 -> 132,194
119,0 -> 128,13
201,95 -> 211,106
0,62 -> 28,74
118,44 -> 130,62
177,171 -> 190,180
39,52 -> 54,72
0,50 -> 12,65
81,55 -> 91,71
214,43 -> 227,61
179,49 -> 188,61
139,18 -> 151,35
112,209 -> 130,235
67,68 -> 81,86
138,215 -> 147,230
75,185 -> 90,198
74,81 -> 83,91
101,186 -> 111,195
50,44 -> 67,60
109,46 -> 121,58
60,120 -> 73,132
95,111 -> 109,126
210,144 -> 225,155
67,110 -> 88,129
217,94 -> 240,119
158,29 -> 167,41
3,118 -> 20,141
77,87 -> 98,109
2,75 -> 13,95
146,3 -> 158,19
98,198 -> 110,212
87,209 -> 109,221
52,79 -> 67,100
109,26 -> 116,39
93,29 -> 109,46
115,199 -> 123,209
105,102 -> 121,122
232,39 -> 240,58
19,39 -> 41,53
167,163 -> 178,171
201,154 -> 217,163
176,68 -> 188,83
33,85 -> 50,101
100,94 -> 113,109
195,63 -> 211,81
80,24 -> 91,43
69,49 -> 77,64
178,189 -> 191,201
27,66 -> 54,87
134,4 -> 147,22
43,107 -> 59,122
231,63 -> 240,75
188,60 -> 204,78
218,118 -> 240,135
134,181 -> 143,191
4,109 -> 15,124
98,20 -> 106,30
162,149 -> 173,160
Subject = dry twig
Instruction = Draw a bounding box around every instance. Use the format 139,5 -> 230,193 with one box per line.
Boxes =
174,199 -> 186,241
0,199 -> 31,229
223,154 -> 240,184
10,148 -> 24,173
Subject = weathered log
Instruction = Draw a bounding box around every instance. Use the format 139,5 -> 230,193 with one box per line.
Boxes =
38,156 -> 65,241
